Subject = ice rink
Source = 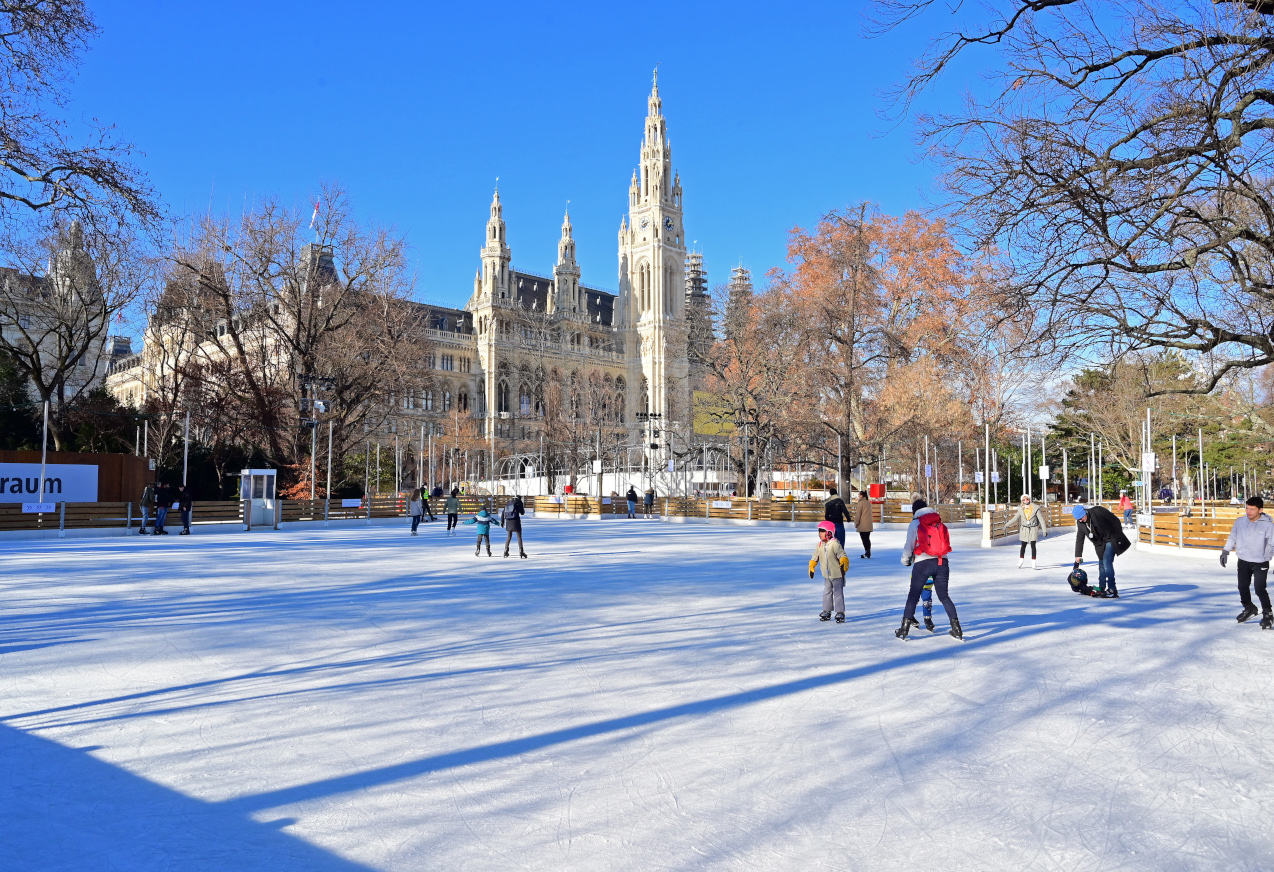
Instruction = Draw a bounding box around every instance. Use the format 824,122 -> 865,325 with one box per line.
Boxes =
2,517 -> 1271,871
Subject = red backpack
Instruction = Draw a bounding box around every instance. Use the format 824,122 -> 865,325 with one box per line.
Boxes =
915,512 -> 952,564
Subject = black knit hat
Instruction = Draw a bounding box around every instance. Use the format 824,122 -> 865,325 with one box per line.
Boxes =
911,498 -> 928,513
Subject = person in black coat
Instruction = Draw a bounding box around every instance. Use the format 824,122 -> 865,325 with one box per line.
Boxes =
1072,504 -> 1131,598
823,487 -> 852,548
502,495 -> 527,558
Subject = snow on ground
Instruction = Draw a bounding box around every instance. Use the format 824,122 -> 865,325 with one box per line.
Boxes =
1,517 -> 1272,871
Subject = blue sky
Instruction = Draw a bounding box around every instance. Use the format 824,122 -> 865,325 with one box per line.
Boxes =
74,1 -> 967,308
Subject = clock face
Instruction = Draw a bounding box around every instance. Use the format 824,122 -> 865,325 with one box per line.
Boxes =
640,217 -> 650,229
663,217 -> 674,230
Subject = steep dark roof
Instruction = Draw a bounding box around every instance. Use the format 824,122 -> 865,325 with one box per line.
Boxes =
512,270 -> 616,326
410,301 -> 474,334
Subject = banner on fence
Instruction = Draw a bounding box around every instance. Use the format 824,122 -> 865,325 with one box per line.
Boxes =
711,500 -> 732,508
22,502 -> 55,513
0,463 -> 97,503
342,498 -> 362,508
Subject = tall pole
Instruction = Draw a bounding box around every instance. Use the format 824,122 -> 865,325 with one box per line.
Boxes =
1198,428 -> 1204,507
984,423 -> 990,512
1090,432 -> 1095,503
836,431 -> 841,499
326,419 -> 333,503
143,419 -> 149,458
182,409 -> 190,487
1026,426 -> 1032,501
310,422 -> 316,501
419,424 -> 425,491
38,399 -> 49,502
376,443 -> 381,495
958,440 -> 963,501
1063,447 -> 1069,504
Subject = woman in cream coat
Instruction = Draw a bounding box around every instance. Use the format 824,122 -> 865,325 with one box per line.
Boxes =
1005,494 -> 1048,569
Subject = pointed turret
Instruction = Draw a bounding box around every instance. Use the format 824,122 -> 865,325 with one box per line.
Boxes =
554,207 -> 581,315
480,186 -> 512,298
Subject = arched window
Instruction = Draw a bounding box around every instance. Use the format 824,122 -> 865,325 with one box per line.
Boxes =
519,384 -> 531,416
497,381 -> 509,414
477,381 -> 486,414
422,390 -> 434,411
442,391 -> 452,413
458,390 -> 469,412
615,391 -> 625,423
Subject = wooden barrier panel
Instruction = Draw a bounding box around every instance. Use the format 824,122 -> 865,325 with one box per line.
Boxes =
63,502 -> 131,529
0,503 -> 58,530
193,501 -> 244,523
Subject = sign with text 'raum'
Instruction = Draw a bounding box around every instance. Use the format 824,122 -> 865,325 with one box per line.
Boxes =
0,463 -> 98,503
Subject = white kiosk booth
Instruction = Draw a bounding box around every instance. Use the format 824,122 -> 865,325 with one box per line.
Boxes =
239,468 -> 278,529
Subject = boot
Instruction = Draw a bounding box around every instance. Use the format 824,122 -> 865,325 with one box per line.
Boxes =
1262,611 -> 1273,630
907,616 -> 920,628
1031,559 -> 1038,570
1017,558 -> 1024,569
834,612 -> 845,623
949,617 -> 963,640
1238,604 -> 1259,623
819,611 -> 831,622
520,552 -> 528,559
895,618 -> 911,640
503,551 -> 509,558
924,617 -> 935,632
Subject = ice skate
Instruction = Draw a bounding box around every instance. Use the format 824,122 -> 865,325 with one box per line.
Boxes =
520,552 -> 528,558
1263,611 -> 1273,630
819,611 -> 831,622
1017,558 -> 1024,569
895,618 -> 910,640
1031,559 -> 1037,570
907,616 -> 920,628
834,612 -> 845,623
949,617 -> 963,640
1238,605 -> 1259,623
924,617 -> 935,632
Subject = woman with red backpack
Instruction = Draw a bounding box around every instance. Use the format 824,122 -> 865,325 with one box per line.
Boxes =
896,499 -> 962,640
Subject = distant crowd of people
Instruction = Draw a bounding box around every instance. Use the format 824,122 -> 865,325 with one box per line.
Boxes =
137,482 -> 193,535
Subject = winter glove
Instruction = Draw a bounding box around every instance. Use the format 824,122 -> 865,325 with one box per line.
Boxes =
838,555 -> 849,573
1220,550 -> 1229,568
808,557 -> 818,578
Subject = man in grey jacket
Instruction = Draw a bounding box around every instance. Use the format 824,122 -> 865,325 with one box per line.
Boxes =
1221,496 -> 1274,628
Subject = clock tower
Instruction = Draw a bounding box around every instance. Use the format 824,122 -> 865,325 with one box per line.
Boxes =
618,69 -> 689,429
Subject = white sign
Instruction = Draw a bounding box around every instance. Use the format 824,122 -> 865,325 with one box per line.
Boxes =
524,465 -> 536,478
1141,452 -> 1157,474
342,498 -> 362,508
22,502 -> 55,513
991,472 -> 1001,484
925,464 -> 932,478
0,463 -> 98,503
711,500 -> 732,508
592,460 -> 603,474
1039,465 -> 1050,481
547,495 -> 564,504
975,471 -> 984,483
901,502 -> 912,511
602,497 -> 611,505
668,459 -> 674,473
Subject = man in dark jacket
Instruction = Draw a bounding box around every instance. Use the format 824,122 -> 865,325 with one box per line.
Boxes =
625,486 -> 638,519
177,484 -> 193,534
1073,504 -> 1131,597
502,495 -> 527,558
823,487 -> 852,548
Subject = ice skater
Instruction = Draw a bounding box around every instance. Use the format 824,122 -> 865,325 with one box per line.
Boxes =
823,487 -> 852,548
853,490 -> 874,558
1005,493 -> 1048,569
1119,490 -> 1135,527
896,499 -> 961,640
626,485 -> 638,519
445,488 -> 460,535
465,507 -> 497,556
809,520 -> 849,623
1220,496 -> 1274,628
408,490 -> 424,535
1072,503 -> 1130,598
501,495 -> 527,558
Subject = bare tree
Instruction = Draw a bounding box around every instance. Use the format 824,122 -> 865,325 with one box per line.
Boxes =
165,185 -> 431,490
0,221 -> 153,448
874,0 -> 1274,391
0,1 -> 158,236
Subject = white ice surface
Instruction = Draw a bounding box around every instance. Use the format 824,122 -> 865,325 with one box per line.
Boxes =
1,519 -> 1272,871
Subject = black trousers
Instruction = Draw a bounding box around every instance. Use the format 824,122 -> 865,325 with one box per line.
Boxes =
1238,558 -> 1271,611
859,531 -> 872,555
446,513 -> 458,530
1019,541 -> 1037,559
904,558 -> 958,623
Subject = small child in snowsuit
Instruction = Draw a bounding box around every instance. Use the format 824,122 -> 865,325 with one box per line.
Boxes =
809,520 -> 850,623
464,508 -> 498,556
